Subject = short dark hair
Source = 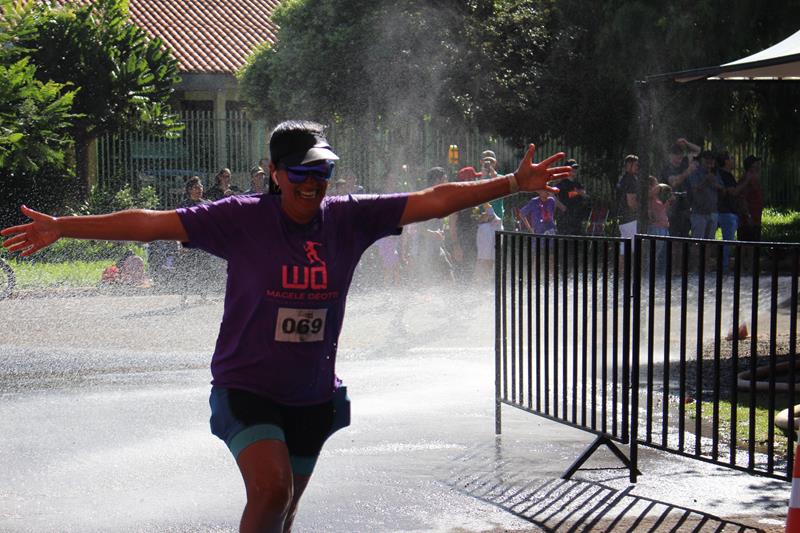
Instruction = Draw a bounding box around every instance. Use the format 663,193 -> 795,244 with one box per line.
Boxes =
215,167 -> 231,183
185,176 -> 202,195
269,120 -> 327,166
669,143 -> 683,156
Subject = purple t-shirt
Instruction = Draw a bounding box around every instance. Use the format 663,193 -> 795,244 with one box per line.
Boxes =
520,196 -> 556,234
177,193 -> 408,405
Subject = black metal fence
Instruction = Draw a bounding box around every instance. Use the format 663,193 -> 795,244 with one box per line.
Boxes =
496,231 -> 800,483
494,231 -> 638,480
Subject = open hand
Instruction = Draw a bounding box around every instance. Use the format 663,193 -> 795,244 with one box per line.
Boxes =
514,144 -> 572,193
1,205 -> 61,257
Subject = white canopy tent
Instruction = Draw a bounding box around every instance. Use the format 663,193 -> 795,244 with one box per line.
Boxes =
646,29 -> 800,83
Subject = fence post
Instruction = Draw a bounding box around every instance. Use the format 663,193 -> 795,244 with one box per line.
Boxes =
630,235 -> 642,483
495,232 -> 503,435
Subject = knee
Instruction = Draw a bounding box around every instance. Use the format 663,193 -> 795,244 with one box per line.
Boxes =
245,476 -> 293,519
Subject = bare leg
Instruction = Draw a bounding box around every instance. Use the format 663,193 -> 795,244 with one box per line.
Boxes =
283,474 -> 312,533
237,440 -> 294,533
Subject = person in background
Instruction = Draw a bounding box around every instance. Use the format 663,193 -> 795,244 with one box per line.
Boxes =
207,168 -> 241,201
2,120 -> 571,532
406,167 -> 453,281
177,176 -> 209,209
737,155 -> 764,242
245,165 -> 268,195
331,178 -> 349,195
100,249 -> 149,287
554,158 -> 590,235
480,150 -> 505,226
615,154 -> 640,252
647,176 -> 672,272
688,150 -> 722,240
520,190 -> 561,236
474,200 -> 502,282
658,138 -> 701,237
716,151 -> 740,272
448,166 -> 482,281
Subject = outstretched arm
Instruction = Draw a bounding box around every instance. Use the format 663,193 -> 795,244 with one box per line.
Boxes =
1,205 -> 187,257
399,144 -> 570,226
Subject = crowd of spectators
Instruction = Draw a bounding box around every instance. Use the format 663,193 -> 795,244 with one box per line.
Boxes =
614,138 -> 765,273
119,141 -> 766,291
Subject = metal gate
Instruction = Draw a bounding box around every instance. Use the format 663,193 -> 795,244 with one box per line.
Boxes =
496,231 -> 800,482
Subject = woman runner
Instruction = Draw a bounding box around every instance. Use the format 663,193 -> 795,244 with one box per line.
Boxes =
1,120 -> 570,533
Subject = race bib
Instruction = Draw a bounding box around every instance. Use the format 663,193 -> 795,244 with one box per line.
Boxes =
275,307 -> 327,343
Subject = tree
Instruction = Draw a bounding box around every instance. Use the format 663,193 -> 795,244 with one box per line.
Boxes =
240,0 -> 800,197
239,0 -> 467,150
446,0 -> 555,141
8,0 -> 183,198
0,3 -> 77,228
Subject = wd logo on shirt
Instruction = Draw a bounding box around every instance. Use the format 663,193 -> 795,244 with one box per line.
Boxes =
281,241 -> 328,290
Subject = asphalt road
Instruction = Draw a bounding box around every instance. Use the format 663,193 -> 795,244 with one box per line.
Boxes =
0,282 -> 790,532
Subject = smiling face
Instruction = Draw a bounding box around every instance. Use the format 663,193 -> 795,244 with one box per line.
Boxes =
270,160 -> 329,224
188,182 -> 203,201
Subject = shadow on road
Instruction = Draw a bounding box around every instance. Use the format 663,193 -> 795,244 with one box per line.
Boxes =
445,441 -> 769,532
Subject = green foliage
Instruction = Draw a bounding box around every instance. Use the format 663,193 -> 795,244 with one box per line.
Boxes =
12,0 -> 183,138
0,2 -> 79,228
7,238 -> 145,264
762,208 -> 800,244
447,1 -> 554,139
5,0 -> 183,196
0,58 -> 75,171
240,0 -> 464,128
241,0 -> 800,183
74,184 -> 161,215
1,182 -> 155,264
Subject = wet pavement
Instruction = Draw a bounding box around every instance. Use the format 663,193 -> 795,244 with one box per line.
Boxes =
0,282 -> 790,532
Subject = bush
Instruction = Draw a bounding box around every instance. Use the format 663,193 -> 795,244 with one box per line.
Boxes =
1,237 -> 145,264
72,184 -> 160,215
1,183 -> 156,263
762,208 -> 800,243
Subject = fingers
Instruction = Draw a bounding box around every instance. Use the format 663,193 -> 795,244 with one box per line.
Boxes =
548,169 -> 574,179
538,152 -> 566,167
5,240 -> 31,254
2,233 -> 28,249
0,223 -> 29,237
20,204 -> 50,223
521,144 -> 536,166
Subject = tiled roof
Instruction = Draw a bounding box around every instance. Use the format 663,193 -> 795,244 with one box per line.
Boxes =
51,1 -> 281,75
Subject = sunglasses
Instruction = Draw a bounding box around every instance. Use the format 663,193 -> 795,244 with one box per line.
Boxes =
282,161 -> 336,184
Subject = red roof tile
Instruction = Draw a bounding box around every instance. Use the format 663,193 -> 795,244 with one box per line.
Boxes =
51,1 -> 280,74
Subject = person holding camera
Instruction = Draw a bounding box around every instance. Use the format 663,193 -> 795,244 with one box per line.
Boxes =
658,138 -> 701,237
479,150 -> 505,225
688,150 -> 723,240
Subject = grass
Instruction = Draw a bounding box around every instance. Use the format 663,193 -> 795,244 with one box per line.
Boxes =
8,258 -> 110,290
691,393 -> 795,457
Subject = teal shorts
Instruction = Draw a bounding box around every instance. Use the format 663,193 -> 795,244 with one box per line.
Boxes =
209,386 -> 351,476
